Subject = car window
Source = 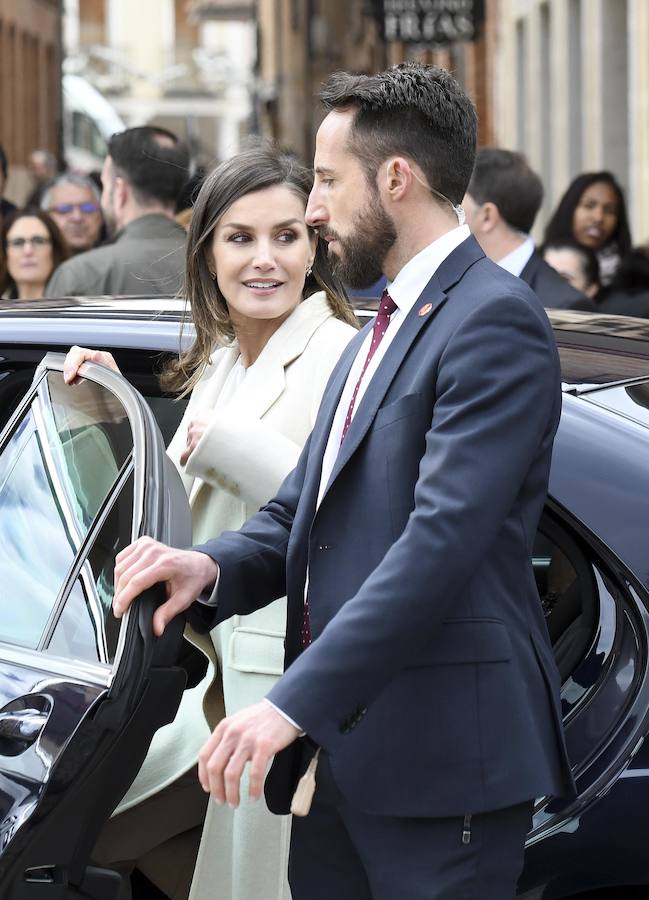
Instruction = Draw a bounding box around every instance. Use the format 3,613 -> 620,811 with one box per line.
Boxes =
46,473 -> 134,665
533,517 -> 598,686
45,371 -> 132,525
0,371 -> 133,651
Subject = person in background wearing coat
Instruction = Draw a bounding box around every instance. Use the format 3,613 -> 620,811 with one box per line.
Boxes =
64,143 -> 358,900
463,148 -> 594,311
47,127 -> 189,298
544,171 -> 632,288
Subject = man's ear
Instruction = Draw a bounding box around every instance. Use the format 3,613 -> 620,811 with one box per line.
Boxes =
383,157 -> 413,202
480,201 -> 501,233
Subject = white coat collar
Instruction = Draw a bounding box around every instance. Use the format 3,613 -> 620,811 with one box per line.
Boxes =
225,291 -> 334,421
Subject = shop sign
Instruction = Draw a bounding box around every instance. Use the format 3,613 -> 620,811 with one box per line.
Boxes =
382,0 -> 484,45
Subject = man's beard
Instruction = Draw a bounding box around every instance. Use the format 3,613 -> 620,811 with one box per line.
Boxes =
327,191 -> 397,289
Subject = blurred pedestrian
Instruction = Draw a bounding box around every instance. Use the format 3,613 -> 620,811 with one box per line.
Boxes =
0,208 -> 68,300
41,174 -> 103,256
0,144 -> 17,226
464,148 -> 594,310
598,244 -> 649,318
542,240 -> 600,301
25,149 -> 58,206
544,172 -> 632,286
46,127 -> 189,298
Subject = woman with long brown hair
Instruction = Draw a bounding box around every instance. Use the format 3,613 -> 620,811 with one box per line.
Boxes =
64,143 -> 357,900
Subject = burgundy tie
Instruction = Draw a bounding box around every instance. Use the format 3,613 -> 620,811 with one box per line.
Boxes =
301,289 -> 398,647
340,289 -> 398,444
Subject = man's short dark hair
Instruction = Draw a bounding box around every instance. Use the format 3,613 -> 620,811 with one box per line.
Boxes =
0,144 -> 8,180
319,63 -> 477,206
107,126 -> 190,208
467,148 -> 544,234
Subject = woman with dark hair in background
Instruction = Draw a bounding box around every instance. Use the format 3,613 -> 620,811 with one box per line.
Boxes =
64,143 -> 358,900
544,171 -> 632,287
0,208 -> 68,299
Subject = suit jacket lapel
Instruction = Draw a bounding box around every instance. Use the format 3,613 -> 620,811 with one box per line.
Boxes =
317,236 -> 484,504
303,327 -> 367,485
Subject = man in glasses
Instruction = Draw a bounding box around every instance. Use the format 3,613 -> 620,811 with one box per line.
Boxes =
46,126 -> 189,299
41,174 -> 104,256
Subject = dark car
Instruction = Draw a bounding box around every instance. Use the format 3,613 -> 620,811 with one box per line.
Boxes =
2,299 -> 649,899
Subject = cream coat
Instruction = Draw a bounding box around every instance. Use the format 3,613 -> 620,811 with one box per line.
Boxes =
117,293 -> 355,900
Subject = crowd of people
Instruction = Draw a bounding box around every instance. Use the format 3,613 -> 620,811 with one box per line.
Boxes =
1,125 -> 648,316
0,129 -> 190,301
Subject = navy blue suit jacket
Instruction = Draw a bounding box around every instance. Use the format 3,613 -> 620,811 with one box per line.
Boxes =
193,236 -> 575,818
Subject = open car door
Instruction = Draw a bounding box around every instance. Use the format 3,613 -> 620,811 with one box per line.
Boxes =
0,353 -> 192,899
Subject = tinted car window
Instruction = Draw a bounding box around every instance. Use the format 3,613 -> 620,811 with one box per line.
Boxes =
0,372 -> 133,651
45,371 -> 132,526
0,408 -> 78,648
47,473 -> 134,665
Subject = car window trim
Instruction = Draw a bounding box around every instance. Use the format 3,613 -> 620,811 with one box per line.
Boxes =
0,641 -> 114,687
0,368 -> 47,450
0,458 -> 134,686
38,353 -> 149,670
0,353 -> 150,681
39,352 -> 147,539
37,454 -> 134,658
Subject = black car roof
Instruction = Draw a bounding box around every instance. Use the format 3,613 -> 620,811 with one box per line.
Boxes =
3,297 -> 649,387
549,310 -> 649,386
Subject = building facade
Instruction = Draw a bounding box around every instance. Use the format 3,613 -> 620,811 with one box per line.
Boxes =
493,0 -> 649,243
254,1 -> 495,164
65,0 -> 256,166
253,0 -> 648,244
0,0 -> 63,204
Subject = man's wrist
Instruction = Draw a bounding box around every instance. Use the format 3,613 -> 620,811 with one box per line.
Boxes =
264,698 -> 305,737
191,552 -> 220,608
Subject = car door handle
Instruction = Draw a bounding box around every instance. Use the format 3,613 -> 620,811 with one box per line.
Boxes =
0,708 -> 48,743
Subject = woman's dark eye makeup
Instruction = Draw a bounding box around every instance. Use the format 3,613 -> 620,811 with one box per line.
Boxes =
226,228 -> 298,243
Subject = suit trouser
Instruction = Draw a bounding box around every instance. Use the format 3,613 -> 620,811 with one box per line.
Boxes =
92,765 -> 208,900
288,755 -> 533,900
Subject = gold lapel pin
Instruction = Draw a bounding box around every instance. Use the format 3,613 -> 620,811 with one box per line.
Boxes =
418,302 -> 433,316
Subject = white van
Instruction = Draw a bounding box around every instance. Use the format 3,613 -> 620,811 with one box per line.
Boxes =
62,74 -> 126,173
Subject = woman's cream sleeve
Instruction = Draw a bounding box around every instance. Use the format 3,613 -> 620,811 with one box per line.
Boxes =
185,322 -> 355,510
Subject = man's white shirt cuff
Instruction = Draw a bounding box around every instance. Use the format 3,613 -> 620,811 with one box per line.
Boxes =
264,699 -> 305,736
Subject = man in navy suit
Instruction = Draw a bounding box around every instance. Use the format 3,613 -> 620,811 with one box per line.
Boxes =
113,64 -> 574,899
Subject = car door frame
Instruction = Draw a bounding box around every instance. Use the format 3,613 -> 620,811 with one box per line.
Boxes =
0,353 -> 192,900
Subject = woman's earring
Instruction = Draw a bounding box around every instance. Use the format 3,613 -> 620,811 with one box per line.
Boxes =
306,265 -> 313,277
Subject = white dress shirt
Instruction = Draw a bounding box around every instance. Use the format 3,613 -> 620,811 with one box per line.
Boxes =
496,235 -> 535,277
